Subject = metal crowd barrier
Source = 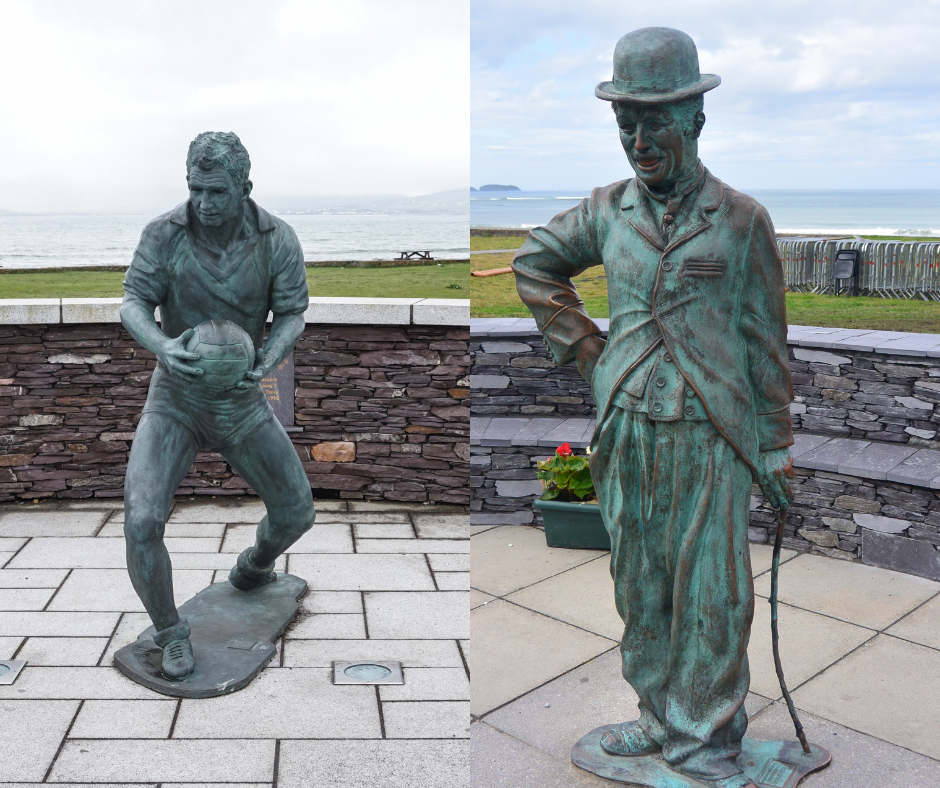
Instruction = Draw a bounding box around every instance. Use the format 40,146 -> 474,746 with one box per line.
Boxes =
778,237 -> 940,300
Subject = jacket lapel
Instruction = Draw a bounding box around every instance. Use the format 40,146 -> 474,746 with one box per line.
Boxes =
621,179 -> 665,250
663,171 -> 724,255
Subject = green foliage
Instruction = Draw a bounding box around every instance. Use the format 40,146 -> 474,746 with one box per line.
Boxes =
536,447 -> 596,502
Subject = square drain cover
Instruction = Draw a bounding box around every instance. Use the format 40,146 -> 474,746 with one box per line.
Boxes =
0,660 -> 26,685
333,661 -> 403,685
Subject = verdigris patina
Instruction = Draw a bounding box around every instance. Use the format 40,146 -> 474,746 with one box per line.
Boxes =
513,28 -> 829,788
115,132 -> 314,692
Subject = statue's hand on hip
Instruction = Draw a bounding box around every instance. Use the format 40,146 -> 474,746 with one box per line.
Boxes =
757,448 -> 795,509
159,328 -> 203,382
574,335 -> 606,385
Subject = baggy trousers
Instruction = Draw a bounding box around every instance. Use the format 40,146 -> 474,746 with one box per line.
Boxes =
590,407 -> 754,782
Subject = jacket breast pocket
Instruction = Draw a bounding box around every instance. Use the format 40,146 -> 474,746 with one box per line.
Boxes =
682,259 -> 726,278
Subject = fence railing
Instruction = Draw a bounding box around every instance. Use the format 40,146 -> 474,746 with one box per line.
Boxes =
779,238 -> 940,300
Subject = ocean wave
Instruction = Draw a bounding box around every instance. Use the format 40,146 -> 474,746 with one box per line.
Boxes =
778,228 -> 940,237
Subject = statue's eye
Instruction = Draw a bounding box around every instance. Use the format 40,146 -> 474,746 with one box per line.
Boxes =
620,125 -> 636,135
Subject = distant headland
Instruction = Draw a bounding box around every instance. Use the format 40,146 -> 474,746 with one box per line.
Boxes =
472,185 -> 521,192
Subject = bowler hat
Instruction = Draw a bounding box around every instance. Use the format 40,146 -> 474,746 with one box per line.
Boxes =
595,27 -> 719,104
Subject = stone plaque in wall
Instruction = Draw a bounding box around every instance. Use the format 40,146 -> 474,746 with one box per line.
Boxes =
260,352 -> 295,427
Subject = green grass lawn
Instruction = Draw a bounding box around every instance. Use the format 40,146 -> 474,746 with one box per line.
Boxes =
0,263 -> 471,301
470,233 -> 527,251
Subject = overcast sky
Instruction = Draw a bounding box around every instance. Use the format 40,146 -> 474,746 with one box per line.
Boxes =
472,0 -> 940,191
0,0 -> 468,213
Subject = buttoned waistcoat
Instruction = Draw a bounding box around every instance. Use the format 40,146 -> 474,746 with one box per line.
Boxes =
512,170 -> 793,473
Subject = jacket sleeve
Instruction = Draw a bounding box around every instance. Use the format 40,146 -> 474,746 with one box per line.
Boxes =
511,192 -> 605,366
740,205 -> 793,452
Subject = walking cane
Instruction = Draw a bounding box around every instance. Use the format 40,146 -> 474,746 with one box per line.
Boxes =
770,504 -> 812,754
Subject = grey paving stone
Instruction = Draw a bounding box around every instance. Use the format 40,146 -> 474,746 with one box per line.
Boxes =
166,503 -> 268,524
481,418 -> 530,447
886,448 -> 940,486
286,554 -> 435,590
8,538 -> 125,569
538,418 -> 594,449
435,571 -> 470,590
470,510 -> 534,525
0,550 -> 14,566
282,638 -> 464,668
481,341 -> 533,354
16,637 -> 108,666
854,514 -> 911,534
862,530 -> 940,581
0,635 -> 24,658
382,700 -> 469,738
0,699 -> 80,782
796,437 -> 870,472
48,739 -> 275,783
511,418 -> 565,447
413,514 -> 469,539
379,667 -> 469,701
428,554 -> 469,571
49,568 -> 213,612
364,591 -> 469,639
100,612 -> 151,665
874,335 -> 940,356
494,480 -> 543,498
0,588 -> 55,610
0,611 -> 119,637
0,568 -> 68,588
353,522 -> 415,538
286,612 -> 366,639
70,699 -> 176,738
172,668 -> 379,738
319,512 -> 411,523
838,442 -> 917,480
471,374 -> 511,389
97,521 -> 227,538
3,666 -> 156,699
793,348 -> 851,365
470,416 -> 491,443
0,510 -> 108,537
356,538 -> 468,554
0,536 -> 27,551
220,522 -> 352,553
278,740 -> 468,788
300,590 -> 362,614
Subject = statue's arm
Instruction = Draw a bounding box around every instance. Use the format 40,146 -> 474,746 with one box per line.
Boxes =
741,205 -> 794,507
512,195 -> 605,380
120,292 -> 201,381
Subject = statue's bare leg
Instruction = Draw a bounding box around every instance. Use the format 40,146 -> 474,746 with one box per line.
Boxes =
223,415 -> 315,587
124,411 -> 199,676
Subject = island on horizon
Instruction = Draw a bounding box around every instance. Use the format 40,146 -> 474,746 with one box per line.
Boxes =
473,184 -> 521,192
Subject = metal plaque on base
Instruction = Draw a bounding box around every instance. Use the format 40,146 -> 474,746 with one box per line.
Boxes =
571,723 -> 831,788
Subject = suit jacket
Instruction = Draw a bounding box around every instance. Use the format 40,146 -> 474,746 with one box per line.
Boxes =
512,169 -> 793,473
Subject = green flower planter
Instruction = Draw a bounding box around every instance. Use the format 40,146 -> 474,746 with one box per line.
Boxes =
533,498 -> 611,551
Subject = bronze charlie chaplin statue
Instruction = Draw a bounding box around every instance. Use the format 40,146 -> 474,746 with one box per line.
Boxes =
514,28 -> 829,788
114,132 -> 315,697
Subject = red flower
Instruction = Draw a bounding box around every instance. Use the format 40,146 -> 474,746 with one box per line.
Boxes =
556,442 -> 572,457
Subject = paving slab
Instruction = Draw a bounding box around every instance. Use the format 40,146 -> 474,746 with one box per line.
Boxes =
220,522 -> 353,553
885,592 -> 940,649
435,571 -> 470,590
749,543 -> 798,577
838,442 -> 917,480
356,538 -> 468,554
792,634 -> 940,761
70,699 -> 176,738
100,612 -> 151,665
382,700 -> 470,738
510,418 -> 566,447
49,568 -> 214,612
753,553 -> 939,629
0,666 -> 157,699
0,536 -> 27,551
283,638 -> 464,668
166,504 -> 268,524
471,589 -> 496,609
379,667 -> 469,700
747,700 -> 940,788
539,418 -> 594,449
795,437 -> 871,472
0,611 -> 119,637
300,590 -> 362,614
286,554 -> 435,590
172,668 -> 379,738
747,599 -> 874,699
48,739 -> 275,783
412,514 -> 469,539
480,417 -> 530,446
0,635 -> 24,658
472,526 -> 606,597
278,740 -> 469,788
352,522 -> 415,538
0,699 -> 80,782
98,521 -> 227,538
886,448 -> 940,486
0,587 -> 56,610
470,599 -> 614,716
286,612 -> 366,639
429,553 -> 469,571
505,556 -> 623,640
364,591 -> 468,639
0,568 -> 68,587
16,636 -> 108,666
0,509 -> 109,537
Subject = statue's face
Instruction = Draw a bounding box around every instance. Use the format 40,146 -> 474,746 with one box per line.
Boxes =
187,166 -> 249,227
615,104 -> 696,193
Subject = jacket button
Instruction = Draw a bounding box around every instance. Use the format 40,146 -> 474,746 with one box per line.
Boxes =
656,377 -> 666,387
685,388 -> 695,398
685,406 -> 695,416
652,403 -> 663,413
662,261 -> 673,272
663,353 -> 672,362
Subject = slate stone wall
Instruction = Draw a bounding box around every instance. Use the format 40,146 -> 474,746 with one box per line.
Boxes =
0,323 -> 470,505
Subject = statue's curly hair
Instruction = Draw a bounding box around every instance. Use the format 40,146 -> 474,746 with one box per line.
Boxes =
186,132 -> 251,186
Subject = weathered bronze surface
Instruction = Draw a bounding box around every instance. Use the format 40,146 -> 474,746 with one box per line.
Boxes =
513,27 -> 818,787
118,132 -> 315,688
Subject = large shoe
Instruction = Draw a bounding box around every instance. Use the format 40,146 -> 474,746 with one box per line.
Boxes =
599,722 -> 660,757
228,547 -> 278,591
153,619 -> 195,680
709,776 -> 757,788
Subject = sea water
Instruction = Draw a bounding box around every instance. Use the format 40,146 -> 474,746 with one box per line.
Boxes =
0,212 -> 469,270
471,189 -> 940,236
